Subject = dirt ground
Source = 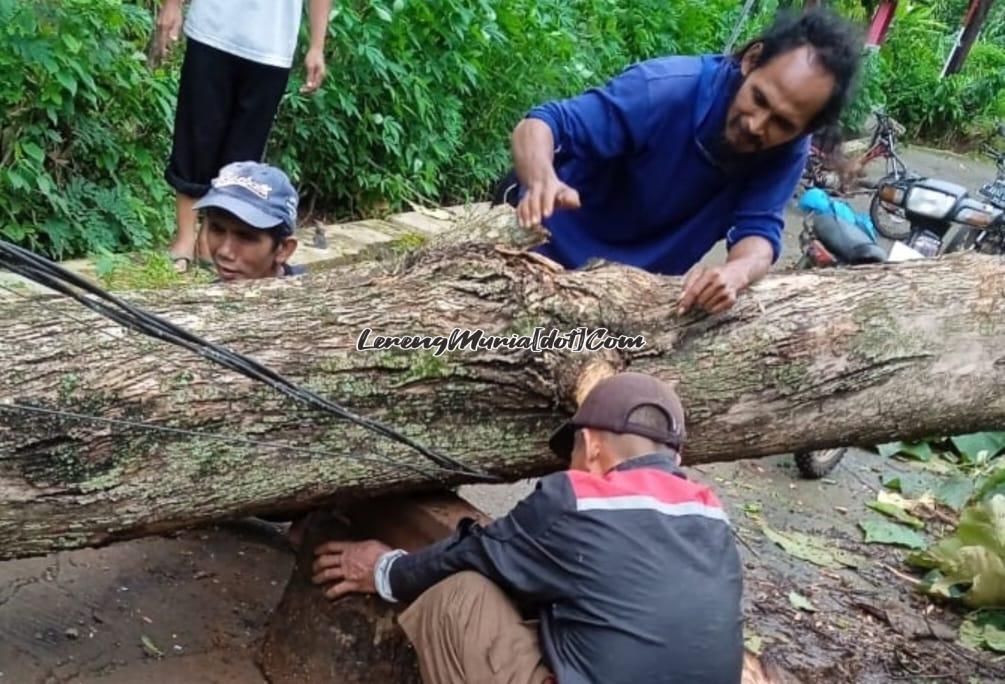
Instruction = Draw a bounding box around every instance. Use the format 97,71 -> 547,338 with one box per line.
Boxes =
2,146 -> 1003,683
6,451 -> 1005,683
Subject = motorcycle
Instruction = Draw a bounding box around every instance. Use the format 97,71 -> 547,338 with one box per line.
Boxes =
944,125 -> 1005,255
872,174 -> 1004,258
871,124 -> 1005,247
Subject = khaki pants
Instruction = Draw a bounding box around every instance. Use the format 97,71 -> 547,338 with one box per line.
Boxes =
398,572 -> 555,684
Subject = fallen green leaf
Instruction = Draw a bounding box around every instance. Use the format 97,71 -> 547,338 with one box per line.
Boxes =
859,519 -> 927,549
762,525 -> 864,569
951,433 -> 1005,465
882,472 -> 932,497
788,591 -> 817,612
879,441 -> 934,462
141,634 -> 163,658
935,475 -> 977,512
867,501 -> 926,529
877,442 -> 904,459
744,631 -> 763,655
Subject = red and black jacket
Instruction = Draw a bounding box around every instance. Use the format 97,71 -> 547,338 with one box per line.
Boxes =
388,452 -> 743,683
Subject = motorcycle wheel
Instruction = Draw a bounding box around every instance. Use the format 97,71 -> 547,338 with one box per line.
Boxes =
794,448 -> 847,479
870,186 -> 912,241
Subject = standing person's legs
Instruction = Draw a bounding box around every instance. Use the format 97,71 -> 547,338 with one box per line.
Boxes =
218,57 -> 291,172
165,40 -> 239,271
398,571 -> 553,684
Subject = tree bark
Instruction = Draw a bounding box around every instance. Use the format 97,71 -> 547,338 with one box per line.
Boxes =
2,209 -> 1005,559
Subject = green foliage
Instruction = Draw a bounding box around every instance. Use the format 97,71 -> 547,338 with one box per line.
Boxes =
4,0 -> 1005,257
269,0 -> 738,215
879,432 -> 1005,468
869,1 -> 1005,142
95,249 -> 213,290
960,609 -> 1005,652
908,493 -> 1005,609
0,0 -> 176,259
840,49 -> 889,133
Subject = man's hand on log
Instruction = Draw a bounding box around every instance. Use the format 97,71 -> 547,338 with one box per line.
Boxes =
312,539 -> 391,599
677,264 -> 746,315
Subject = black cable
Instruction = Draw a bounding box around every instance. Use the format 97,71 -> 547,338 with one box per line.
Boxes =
0,240 -> 498,482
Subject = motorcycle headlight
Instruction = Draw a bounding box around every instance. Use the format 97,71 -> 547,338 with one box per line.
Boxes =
906,188 -> 957,219
878,184 -> 905,205
956,206 -> 998,227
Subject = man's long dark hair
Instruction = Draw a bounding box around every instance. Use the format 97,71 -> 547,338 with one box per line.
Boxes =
735,8 -> 863,131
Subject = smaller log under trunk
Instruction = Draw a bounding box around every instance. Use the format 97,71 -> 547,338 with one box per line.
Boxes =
258,493 -> 490,683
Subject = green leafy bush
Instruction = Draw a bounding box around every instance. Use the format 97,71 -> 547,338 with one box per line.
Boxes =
0,0 -> 176,258
2,0 -> 1004,259
871,1 -> 1005,143
268,0 -> 737,215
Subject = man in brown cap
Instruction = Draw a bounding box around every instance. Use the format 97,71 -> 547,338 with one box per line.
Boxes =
312,372 -> 743,683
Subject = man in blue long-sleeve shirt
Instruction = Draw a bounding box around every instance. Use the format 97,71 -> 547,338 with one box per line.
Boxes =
505,9 -> 861,315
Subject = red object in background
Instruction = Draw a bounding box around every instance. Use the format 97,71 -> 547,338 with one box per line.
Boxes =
807,240 -> 837,267
943,0 -> 995,76
866,1 -> 897,47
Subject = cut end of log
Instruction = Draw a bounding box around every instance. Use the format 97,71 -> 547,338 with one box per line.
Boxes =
573,358 -> 620,406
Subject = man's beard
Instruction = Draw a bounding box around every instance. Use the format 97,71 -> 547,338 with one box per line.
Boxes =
711,115 -> 761,170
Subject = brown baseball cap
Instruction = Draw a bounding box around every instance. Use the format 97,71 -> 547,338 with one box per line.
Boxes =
548,372 -> 686,460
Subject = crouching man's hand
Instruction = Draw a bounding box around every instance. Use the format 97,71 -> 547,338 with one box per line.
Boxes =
312,539 -> 391,599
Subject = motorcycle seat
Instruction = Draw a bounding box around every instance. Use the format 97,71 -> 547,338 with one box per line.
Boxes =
811,214 -> 887,264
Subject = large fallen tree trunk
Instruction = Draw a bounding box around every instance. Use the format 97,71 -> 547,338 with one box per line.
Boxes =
2,210 -> 1005,559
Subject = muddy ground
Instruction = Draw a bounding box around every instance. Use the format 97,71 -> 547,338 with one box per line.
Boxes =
4,451 -> 1005,683
2,146 -> 1003,683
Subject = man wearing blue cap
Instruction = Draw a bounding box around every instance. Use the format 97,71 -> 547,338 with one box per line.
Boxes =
194,161 -> 304,281
150,0 -> 332,273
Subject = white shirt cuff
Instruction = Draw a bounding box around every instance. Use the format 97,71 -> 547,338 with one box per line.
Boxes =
374,549 -> 407,603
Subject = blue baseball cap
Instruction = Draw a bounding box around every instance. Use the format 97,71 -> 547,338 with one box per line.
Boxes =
194,162 -> 299,236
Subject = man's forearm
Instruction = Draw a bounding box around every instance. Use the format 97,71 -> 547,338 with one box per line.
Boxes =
724,236 -> 774,289
307,0 -> 332,50
512,119 -> 557,186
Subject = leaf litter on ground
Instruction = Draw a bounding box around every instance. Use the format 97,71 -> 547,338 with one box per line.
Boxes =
859,518 -> 928,549
141,634 -> 164,658
867,496 -> 926,530
788,591 -> 818,613
878,441 -> 935,462
951,433 -> 1005,466
743,630 -> 763,656
761,524 -> 865,569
